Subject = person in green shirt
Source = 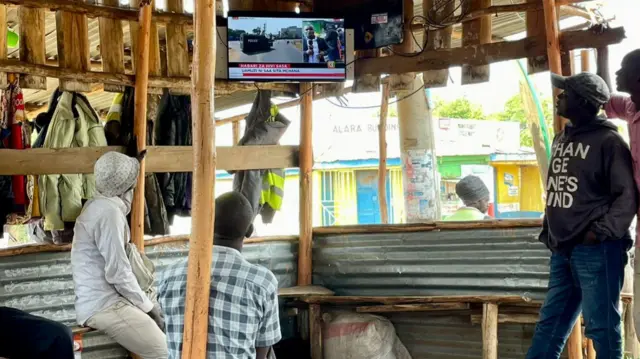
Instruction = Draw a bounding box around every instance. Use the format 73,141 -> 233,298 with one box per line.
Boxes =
444,175 -> 492,221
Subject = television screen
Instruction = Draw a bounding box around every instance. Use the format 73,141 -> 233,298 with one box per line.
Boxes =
227,12 -> 347,82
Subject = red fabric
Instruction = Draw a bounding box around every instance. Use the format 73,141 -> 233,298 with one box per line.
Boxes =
10,123 -> 26,205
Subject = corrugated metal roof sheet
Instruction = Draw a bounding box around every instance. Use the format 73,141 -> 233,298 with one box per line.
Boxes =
388,313 -> 568,359
0,239 -> 297,358
312,227 -> 552,300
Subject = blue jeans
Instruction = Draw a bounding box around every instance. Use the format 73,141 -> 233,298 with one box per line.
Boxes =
526,240 -> 627,359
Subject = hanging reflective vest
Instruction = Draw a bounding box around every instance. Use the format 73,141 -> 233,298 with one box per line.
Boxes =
260,169 -> 285,210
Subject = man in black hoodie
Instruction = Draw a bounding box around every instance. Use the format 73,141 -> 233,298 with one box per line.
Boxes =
526,72 -> 638,359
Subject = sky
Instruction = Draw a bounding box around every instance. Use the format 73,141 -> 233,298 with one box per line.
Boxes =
228,17 -> 302,35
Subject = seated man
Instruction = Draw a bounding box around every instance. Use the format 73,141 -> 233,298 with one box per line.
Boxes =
526,72 -> 638,358
71,151 -> 167,359
443,175 -> 491,221
0,307 -> 74,359
159,191 -> 281,359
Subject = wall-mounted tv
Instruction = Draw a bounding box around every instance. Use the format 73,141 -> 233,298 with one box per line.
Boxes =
227,11 -> 347,82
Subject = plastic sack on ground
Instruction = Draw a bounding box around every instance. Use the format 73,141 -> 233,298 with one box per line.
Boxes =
323,312 -> 412,359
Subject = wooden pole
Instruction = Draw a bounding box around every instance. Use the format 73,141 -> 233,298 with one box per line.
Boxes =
581,49 -> 590,72
482,303 -> 499,359
586,338 -> 596,359
232,121 -> 241,145
0,4 -> 7,89
378,83 -> 390,224
309,304 -> 323,359
298,82 -> 314,286
541,0 -> 565,134
130,0 -> 153,251
181,0 -> 216,356
18,6 -> 46,90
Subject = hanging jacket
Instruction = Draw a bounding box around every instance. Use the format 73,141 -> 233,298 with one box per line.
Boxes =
232,90 -> 290,224
1,81 -> 27,208
107,88 -> 170,235
155,90 -> 193,224
39,91 -> 108,230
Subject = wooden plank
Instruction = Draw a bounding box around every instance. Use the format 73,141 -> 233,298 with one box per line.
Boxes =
303,295 -> 532,305
56,0 -> 92,92
526,0 -> 549,74
461,0 -> 491,84
0,145 -> 299,175
181,0 -> 216,356
378,82 -> 390,224
389,0 -> 415,92
581,49 -> 590,72
352,49 -> 380,93
0,59 -> 297,93
356,27 -> 626,77
422,0 -> 454,88
542,0 -> 565,135
586,339 -> 595,359
130,0 -> 153,250
0,4 -> 7,89
298,82 -> 313,286
165,0 -> 190,79
482,303 -> 498,359
357,302 -> 469,313
98,0 -> 125,92
279,286 -> 335,298
18,6 -> 46,89
470,313 -> 538,325
232,121 -> 241,144
309,304 -> 323,359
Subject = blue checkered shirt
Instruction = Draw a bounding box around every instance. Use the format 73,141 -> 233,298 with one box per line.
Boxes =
158,246 -> 281,359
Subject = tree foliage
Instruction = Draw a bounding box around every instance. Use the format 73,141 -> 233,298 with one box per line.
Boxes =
492,94 -> 554,148
432,98 -> 487,120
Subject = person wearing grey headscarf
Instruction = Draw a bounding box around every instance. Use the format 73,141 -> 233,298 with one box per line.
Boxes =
443,175 -> 491,221
70,151 -> 168,359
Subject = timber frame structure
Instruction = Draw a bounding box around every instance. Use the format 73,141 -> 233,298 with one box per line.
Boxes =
0,0 -> 630,358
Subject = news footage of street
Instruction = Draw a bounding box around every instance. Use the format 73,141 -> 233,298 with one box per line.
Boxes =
227,17 -> 346,65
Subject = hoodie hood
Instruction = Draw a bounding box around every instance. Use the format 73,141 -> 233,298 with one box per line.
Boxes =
561,116 -> 617,139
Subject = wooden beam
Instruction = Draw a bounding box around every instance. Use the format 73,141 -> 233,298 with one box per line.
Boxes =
303,295 -> 531,305
130,0 -> 153,251
586,339 -> 596,359
309,304 -> 323,359
470,313 -> 538,325
542,0 -> 564,135
56,1 -> 92,92
298,82 -> 313,286
356,27 -> 626,77
526,0 -> 549,74
378,82 -> 389,224
0,60 -> 297,94
357,302 -> 469,313
98,0 -> 125,93
482,303 -> 498,359
18,6 -> 46,89
0,4 -> 7,89
422,0 -> 453,88
312,220 -> 544,236
232,121 -> 241,144
461,0 -> 492,84
166,0 -> 190,80
0,145 -> 298,175
181,0 -> 216,356
581,49 -> 590,72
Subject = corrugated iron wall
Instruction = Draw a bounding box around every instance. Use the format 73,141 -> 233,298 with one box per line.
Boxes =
388,313 -> 568,359
313,227 -> 551,300
0,240 -> 297,358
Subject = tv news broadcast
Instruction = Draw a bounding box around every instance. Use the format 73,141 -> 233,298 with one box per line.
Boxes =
227,14 -> 347,82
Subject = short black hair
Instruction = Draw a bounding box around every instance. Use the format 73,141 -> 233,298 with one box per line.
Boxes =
214,191 -> 255,241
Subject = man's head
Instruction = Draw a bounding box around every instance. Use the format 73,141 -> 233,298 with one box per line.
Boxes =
305,26 -> 315,39
616,49 -> 640,94
551,72 -> 610,122
214,191 -> 255,249
455,175 -> 490,214
94,151 -> 140,213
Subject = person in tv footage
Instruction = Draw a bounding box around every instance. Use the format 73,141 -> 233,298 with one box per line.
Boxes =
303,25 -> 329,63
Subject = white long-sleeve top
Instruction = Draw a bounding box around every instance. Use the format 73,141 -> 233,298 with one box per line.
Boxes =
71,195 -> 153,325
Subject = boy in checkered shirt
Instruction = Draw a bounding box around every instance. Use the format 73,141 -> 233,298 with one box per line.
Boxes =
158,191 -> 281,359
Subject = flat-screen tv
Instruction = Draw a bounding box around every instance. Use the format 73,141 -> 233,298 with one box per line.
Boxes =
227,11 -> 347,82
